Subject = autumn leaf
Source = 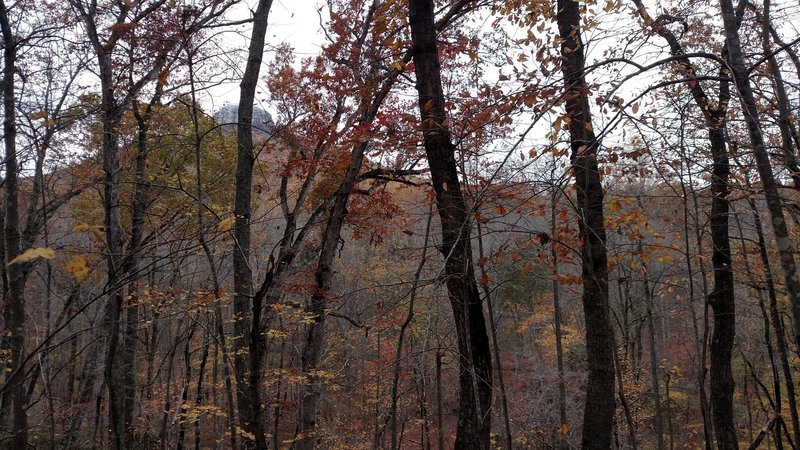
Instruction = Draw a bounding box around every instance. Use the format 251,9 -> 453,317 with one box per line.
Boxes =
7,247 -> 55,266
523,93 -> 536,107
608,198 -> 621,213
558,424 -> 570,435
521,260 -> 533,275
217,216 -> 235,232
553,116 -> 563,132
65,255 -> 90,279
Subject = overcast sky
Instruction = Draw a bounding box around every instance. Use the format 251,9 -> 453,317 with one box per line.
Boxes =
203,0 -> 325,110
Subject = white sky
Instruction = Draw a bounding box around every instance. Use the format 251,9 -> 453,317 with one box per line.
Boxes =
202,0 -> 325,110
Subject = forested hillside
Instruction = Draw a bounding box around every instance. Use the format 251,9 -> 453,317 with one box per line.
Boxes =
1,0 -> 800,448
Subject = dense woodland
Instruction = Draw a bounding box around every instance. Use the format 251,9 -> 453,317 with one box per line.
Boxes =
1,0 -> 800,448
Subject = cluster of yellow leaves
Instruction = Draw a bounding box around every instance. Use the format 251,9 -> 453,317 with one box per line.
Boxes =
216,216 -> 236,232
178,404 -> 226,423
28,111 -> 56,127
7,248 -> 91,280
65,255 -> 90,279
7,247 -> 55,265
265,329 -> 289,339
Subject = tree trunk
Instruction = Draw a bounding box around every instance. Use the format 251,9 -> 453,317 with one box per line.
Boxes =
94,41 -> 128,450
551,188 -> 570,450
555,0 -> 615,447
631,5 -> 737,447
707,123 -> 737,450
436,351 -> 444,450
746,193 -> 800,446
719,0 -> 800,389
121,90 -> 161,446
232,1 -> 273,448
408,0 -> 493,447
0,1 -> 27,446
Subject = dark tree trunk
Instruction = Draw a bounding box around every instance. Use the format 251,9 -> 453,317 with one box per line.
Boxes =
555,0 -> 615,447
408,0 -> 493,447
631,5 -> 737,446
232,1 -> 273,448
719,0 -> 800,386
121,91 -> 160,446
707,124 -> 737,450
436,351 -> 444,450
0,1 -> 27,447
83,29 -> 128,449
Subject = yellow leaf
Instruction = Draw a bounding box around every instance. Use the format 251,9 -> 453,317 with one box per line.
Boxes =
217,216 -> 235,232
8,247 -> 55,265
559,424 -> 570,435
65,255 -> 90,279
608,198 -> 621,213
